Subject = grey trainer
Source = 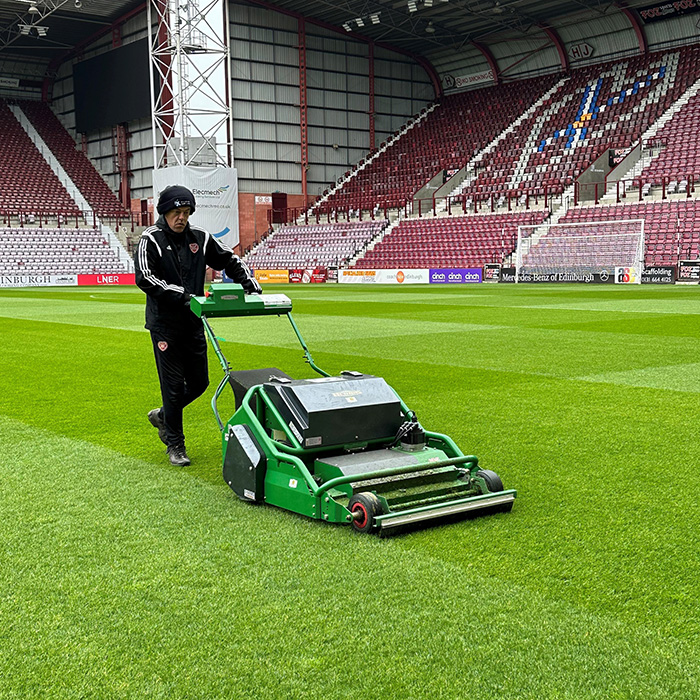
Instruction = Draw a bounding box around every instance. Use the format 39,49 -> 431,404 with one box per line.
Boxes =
148,408 -> 167,445
167,444 -> 191,467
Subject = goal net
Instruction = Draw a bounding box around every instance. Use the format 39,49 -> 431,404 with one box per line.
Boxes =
515,219 -> 645,283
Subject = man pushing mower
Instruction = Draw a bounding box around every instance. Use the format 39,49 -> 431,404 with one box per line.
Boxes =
134,185 -> 261,466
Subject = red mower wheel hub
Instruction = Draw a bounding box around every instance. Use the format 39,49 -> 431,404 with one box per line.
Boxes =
352,502 -> 368,529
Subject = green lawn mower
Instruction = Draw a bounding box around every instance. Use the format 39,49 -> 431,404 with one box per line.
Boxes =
191,283 -> 516,534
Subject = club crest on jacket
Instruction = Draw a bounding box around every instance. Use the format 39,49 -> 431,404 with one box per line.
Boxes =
158,341 -> 168,351
189,243 -> 199,254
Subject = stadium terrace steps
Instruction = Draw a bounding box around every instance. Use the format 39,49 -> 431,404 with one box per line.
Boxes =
635,77 -> 700,186
599,75 -> 700,203
435,77 -> 570,214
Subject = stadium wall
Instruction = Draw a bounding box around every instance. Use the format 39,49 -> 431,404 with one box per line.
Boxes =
229,2 -> 434,199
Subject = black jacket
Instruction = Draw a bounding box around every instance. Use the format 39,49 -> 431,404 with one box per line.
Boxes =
134,216 -> 258,332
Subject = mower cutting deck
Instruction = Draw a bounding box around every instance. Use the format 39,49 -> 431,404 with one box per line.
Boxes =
191,283 -> 516,534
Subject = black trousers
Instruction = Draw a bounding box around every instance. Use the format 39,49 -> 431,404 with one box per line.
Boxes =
150,328 -> 209,448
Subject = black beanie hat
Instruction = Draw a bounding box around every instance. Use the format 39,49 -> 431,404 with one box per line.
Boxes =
157,185 -> 196,215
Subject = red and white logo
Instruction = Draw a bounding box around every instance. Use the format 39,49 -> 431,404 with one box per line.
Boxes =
189,243 -> 199,254
158,341 -> 168,352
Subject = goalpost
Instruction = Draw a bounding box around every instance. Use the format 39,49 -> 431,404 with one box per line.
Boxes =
515,219 -> 645,283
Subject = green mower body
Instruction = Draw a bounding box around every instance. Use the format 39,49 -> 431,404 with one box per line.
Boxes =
192,283 -> 516,534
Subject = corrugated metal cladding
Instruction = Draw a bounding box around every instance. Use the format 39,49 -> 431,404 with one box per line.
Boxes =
490,36 -> 561,79
558,13 -> 638,64
647,16 -> 700,49
229,1 -> 431,196
430,47 -> 488,78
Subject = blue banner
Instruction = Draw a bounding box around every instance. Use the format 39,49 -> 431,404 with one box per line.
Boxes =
429,268 -> 482,284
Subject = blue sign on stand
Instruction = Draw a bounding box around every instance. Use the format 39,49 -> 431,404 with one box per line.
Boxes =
429,268 -> 482,284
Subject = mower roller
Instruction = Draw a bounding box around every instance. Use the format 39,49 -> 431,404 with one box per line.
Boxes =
191,283 -> 516,534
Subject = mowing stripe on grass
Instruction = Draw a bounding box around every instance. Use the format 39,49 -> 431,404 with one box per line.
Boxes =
579,361 -> 700,392
1,414 -> 699,700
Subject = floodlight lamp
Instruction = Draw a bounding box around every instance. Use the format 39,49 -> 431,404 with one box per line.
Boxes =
425,0 -> 433,6
343,22 -> 352,31
35,25 -> 48,36
18,23 -> 31,35
407,0 -> 418,12
370,13 -> 380,24
425,20 -> 435,32
355,17 -> 364,26
28,4 -> 40,14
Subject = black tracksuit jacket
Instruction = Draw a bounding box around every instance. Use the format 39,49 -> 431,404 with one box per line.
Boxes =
134,216 -> 257,333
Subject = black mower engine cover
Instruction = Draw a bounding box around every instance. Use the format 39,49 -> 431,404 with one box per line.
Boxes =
263,374 -> 404,448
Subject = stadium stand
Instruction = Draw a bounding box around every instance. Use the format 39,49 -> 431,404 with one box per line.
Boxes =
0,227 -> 128,276
17,100 -> 132,220
279,45 -> 700,273
635,90 -> 700,191
0,98 -> 134,276
0,99 -> 81,217
560,200 -> 700,265
311,45 -> 700,226
458,47 -> 700,206
317,75 -> 561,214
354,212 -> 547,269
244,221 -> 388,269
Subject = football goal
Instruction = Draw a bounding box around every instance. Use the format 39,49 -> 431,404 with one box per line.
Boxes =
515,219 -> 645,283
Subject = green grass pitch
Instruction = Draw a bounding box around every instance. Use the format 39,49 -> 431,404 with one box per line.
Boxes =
1,282 -> 699,699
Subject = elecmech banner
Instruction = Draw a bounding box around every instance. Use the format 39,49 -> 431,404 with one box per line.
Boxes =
429,268 -> 482,284
152,166 -> 239,249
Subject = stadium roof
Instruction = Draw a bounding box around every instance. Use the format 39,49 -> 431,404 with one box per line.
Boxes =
247,0 -> 649,58
0,0 -> 660,69
0,0 -> 142,63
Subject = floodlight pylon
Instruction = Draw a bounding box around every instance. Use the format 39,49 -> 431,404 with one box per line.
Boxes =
147,0 -> 233,169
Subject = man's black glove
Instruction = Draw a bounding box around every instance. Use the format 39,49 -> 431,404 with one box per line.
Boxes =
241,276 -> 262,295
182,292 -> 193,308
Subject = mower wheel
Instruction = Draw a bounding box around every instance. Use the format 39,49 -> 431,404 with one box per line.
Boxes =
476,469 -> 504,493
348,492 -> 384,533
